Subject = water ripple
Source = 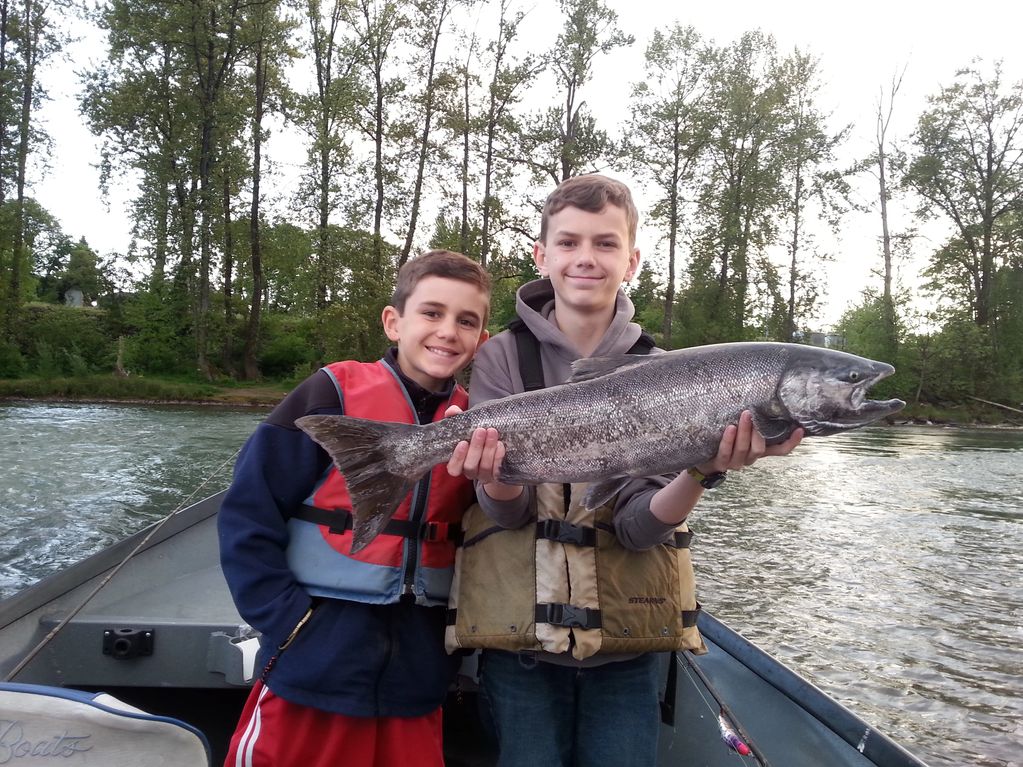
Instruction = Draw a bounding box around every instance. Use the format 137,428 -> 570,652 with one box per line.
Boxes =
693,426 -> 1023,767
0,402 -> 265,596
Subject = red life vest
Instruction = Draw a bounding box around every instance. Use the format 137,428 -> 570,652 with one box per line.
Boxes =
287,360 -> 473,605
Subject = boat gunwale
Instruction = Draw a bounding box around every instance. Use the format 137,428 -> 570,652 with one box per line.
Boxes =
696,612 -> 930,767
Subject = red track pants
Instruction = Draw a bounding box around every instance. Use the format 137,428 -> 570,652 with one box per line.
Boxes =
224,680 -> 445,767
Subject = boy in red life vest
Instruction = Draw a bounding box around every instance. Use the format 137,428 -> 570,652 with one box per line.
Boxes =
218,250 -> 491,767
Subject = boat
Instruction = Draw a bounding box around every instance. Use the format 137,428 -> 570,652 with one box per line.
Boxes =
0,490 -> 930,766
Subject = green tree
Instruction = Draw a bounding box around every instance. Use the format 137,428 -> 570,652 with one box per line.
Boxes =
58,239 -> 104,305
857,67 -> 909,361
687,32 -> 799,342
297,0 -> 362,361
515,0 -> 632,187
345,0 -> 406,269
903,61 -> 1023,328
240,0 -> 295,379
627,24 -> 710,346
450,0 -> 538,265
774,48 -> 849,341
3,0 -> 61,340
397,0 -> 459,267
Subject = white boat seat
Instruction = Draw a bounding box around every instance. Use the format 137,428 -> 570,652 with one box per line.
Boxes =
0,682 -> 210,766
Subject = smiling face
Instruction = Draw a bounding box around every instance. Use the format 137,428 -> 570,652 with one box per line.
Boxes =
382,275 -> 490,391
534,204 -> 641,317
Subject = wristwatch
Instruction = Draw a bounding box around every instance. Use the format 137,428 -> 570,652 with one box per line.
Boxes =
687,466 -> 727,489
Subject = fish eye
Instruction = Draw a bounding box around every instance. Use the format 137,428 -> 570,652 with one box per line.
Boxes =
848,372 -> 861,382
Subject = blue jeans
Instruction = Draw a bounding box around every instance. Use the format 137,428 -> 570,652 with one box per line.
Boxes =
479,650 -> 661,767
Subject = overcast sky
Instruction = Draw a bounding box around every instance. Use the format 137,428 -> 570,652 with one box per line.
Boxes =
34,0 -> 1023,326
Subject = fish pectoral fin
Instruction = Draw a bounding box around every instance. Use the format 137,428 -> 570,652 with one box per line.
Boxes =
581,476 -> 631,510
751,413 -> 796,444
569,354 -> 657,383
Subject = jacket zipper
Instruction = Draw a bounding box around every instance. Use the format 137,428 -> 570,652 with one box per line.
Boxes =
402,472 -> 431,599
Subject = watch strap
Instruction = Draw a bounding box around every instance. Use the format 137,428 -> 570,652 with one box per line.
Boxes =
687,466 -> 727,489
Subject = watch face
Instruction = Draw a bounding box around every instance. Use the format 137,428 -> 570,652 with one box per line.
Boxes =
701,472 -> 727,489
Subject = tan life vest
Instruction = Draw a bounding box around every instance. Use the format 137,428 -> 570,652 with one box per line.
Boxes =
445,482 -> 706,661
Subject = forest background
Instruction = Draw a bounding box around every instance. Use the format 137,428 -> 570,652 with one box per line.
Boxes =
0,0 -> 1020,421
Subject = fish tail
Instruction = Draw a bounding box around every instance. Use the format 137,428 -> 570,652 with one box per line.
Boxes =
295,414 -> 432,553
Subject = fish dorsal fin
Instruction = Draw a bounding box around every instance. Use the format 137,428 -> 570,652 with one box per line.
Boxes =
569,353 -> 657,383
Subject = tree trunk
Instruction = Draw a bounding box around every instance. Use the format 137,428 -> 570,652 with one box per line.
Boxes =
0,0 -> 11,205
786,154 -> 803,341
400,0 -> 449,267
221,169 -> 235,376
5,0 -> 39,341
244,34 -> 267,381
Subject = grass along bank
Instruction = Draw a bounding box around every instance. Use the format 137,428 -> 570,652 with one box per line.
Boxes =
0,374 -> 290,408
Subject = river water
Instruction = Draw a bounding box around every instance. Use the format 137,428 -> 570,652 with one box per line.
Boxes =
0,401 -> 1020,767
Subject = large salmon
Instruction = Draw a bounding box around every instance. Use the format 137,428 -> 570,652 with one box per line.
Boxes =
297,342 -> 905,552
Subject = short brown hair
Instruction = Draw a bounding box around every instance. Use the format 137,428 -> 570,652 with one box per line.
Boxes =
390,250 -> 492,325
538,174 -> 639,247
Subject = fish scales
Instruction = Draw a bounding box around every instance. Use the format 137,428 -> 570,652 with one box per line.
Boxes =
296,342 -> 905,552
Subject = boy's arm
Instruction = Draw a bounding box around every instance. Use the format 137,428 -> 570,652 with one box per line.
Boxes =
614,411 -> 804,550
217,377 -> 336,645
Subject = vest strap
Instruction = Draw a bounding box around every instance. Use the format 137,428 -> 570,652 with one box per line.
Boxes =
671,530 -> 694,549
507,318 -> 655,394
293,505 -> 462,543
536,519 -> 597,546
447,605 -> 698,631
594,522 -> 692,549
535,602 -> 602,630
461,524 -> 508,549
682,605 -> 701,628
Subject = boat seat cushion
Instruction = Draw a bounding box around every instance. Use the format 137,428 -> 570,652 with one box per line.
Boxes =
0,682 -> 210,766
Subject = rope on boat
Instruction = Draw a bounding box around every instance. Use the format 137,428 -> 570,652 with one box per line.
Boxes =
681,650 -> 771,766
4,449 -> 242,682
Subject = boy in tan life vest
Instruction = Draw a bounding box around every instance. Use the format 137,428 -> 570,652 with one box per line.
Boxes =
445,174 -> 803,767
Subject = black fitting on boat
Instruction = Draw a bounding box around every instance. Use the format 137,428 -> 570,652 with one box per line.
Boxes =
102,627 -> 154,660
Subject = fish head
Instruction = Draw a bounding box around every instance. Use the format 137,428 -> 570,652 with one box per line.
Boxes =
777,347 -> 906,436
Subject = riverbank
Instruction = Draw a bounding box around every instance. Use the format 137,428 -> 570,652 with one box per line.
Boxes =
1,374 -> 1020,425
0,375 -> 289,408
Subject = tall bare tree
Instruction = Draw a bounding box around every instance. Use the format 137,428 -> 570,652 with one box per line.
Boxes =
873,66 -> 907,355
396,0 -> 457,266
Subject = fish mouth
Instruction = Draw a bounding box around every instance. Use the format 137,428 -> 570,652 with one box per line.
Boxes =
835,364 -> 905,427
800,363 -> 906,436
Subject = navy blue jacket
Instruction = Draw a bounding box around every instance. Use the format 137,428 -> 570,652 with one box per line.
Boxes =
217,351 -> 462,717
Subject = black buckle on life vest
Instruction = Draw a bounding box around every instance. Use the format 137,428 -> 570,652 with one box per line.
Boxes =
535,602 -> 602,630
423,521 -> 462,544
535,519 -> 596,546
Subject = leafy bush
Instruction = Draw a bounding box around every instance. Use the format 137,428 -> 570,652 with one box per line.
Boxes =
0,341 -> 25,378
34,340 -> 63,378
17,303 -> 116,374
119,291 -> 194,375
259,333 -> 315,378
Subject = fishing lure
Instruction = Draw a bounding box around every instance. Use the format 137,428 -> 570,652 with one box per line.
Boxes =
718,712 -> 751,756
